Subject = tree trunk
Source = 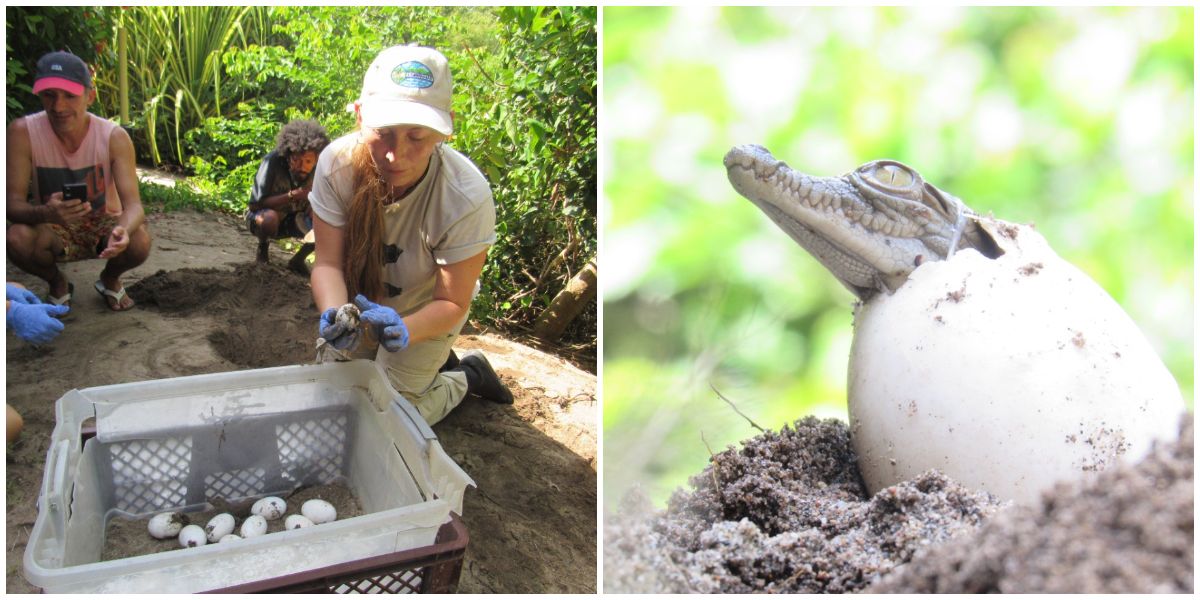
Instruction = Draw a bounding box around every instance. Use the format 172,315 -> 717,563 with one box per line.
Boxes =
532,257 -> 597,343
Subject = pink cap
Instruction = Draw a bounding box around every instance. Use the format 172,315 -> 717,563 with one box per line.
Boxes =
33,76 -> 85,96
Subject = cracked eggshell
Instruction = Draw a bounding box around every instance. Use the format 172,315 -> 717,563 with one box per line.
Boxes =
285,514 -> 314,530
147,512 -> 188,539
848,217 -> 1184,505
240,515 -> 268,537
178,524 -> 207,548
301,499 -> 337,524
205,513 -> 236,543
251,496 -> 287,521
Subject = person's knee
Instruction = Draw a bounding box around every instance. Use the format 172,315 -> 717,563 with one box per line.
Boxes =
6,224 -> 36,257
123,225 -> 153,264
255,210 -> 280,236
7,224 -> 50,262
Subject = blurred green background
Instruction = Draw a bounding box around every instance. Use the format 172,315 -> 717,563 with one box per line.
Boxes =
602,6 -> 1194,510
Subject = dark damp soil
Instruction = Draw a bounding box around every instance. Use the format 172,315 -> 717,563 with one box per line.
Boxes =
604,414 -> 1193,594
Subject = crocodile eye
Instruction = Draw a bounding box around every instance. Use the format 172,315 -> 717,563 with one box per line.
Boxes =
872,164 -> 914,188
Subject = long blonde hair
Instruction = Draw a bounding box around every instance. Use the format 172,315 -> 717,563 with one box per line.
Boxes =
344,141 -> 387,301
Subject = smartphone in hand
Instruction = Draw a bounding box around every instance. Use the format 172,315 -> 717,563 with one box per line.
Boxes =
61,182 -> 102,210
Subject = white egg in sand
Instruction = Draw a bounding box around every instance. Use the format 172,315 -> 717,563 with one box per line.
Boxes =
240,515 -> 268,537
285,514 -> 314,530
147,512 -> 187,539
204,513 -> 236,543
178,524 -> 207,548
849,217 -> 1184,504
251,496 -> 287,521
301,499 -> 337,524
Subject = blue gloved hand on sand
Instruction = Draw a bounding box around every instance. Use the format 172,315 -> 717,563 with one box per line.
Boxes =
6,283 -> 41,305
7,301 -> 68,344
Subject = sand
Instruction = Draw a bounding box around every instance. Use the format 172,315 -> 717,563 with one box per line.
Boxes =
604,414 -> 1193,593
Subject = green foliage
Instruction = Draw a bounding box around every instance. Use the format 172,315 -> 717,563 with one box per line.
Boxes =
89,6 -> 274,165
5,6 -> 116,123
139,180 -> 223,214
184,100 -> 280,195
458,6 -> 598,334
603,6 -> 1194,508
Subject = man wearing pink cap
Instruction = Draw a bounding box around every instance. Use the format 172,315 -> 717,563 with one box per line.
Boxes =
309,46 -> 513,425
6,51 -> 151,312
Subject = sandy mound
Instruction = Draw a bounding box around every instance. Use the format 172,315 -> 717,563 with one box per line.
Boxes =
604,414 -> 1192,593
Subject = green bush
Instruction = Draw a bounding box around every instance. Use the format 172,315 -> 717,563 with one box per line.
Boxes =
139,180 -> 221,214
5,7 -> 115,123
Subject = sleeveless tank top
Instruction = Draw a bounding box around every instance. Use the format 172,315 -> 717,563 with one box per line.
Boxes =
25,111 -> 123,216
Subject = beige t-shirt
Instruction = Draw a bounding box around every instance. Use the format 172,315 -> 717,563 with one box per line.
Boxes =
309,133 -> 496,316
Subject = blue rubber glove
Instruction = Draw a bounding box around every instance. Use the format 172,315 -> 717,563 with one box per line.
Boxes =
354,294 -> 409,352
6,283 -> 41,305
7,301 -> 68,344
318,307 -> 359,350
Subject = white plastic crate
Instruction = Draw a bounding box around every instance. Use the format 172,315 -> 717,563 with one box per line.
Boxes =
22,360 -> 474,593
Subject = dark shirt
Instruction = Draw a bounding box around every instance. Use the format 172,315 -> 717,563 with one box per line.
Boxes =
248,150 -> 311,211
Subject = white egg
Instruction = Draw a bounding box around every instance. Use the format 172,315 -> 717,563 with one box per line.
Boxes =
218,534 -> 242,543
285,514 -> 314,530
240,514 -> 268,537
147,511 -> 188,539
849,217 -> 1185,505
178,524 -> 207,548
251,496 -> 287,521
204,513 -> 236,543
300,499 -> 337,524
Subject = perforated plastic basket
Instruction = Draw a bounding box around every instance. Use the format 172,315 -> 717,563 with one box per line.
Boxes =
22,360 -> 474,593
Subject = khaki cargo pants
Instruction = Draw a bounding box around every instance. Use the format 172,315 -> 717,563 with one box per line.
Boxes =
346,309 -> 470,426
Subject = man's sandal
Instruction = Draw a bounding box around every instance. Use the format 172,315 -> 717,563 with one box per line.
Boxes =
94,280 -> 135,312
48,282 -> 74,310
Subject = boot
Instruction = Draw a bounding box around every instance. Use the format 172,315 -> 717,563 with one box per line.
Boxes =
458,350 -> 513,404
288,242 -> 315,275
439,349 -> 460,372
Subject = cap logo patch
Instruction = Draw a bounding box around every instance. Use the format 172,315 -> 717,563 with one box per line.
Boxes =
51,64 -> 63,71
391,61 -> 434,89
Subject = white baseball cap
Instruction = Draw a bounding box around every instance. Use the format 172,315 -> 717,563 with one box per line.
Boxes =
353,45 -> 453,136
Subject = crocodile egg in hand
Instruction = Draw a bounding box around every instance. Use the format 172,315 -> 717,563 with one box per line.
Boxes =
285,514 -> 314,529
301,499 -> 337,524
241,515 -> 268,537
335,303 -> 361,331
205,513 -> 235,543
251,496 -> 287,520
147,511 -> 188,539
178,524 -> 208,548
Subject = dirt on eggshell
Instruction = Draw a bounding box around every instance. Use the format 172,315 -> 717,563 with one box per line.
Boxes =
101,483 -> 362,561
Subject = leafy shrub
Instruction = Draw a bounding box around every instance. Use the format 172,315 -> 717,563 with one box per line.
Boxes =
140,180 -> 219,213
6,7 -> 116,123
